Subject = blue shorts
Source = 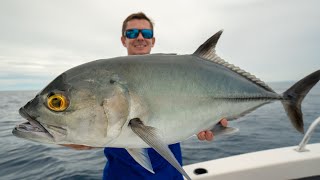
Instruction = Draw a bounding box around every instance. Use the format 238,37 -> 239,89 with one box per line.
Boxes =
103,143 -> 183,180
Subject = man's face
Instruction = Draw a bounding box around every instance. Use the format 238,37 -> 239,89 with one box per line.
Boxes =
121,19 -> 155,55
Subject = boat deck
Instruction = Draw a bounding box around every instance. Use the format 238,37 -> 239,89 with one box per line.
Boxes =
183,117 -> 320,180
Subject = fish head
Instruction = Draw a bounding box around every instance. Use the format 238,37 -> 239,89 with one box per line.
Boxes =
13,69 -> 128,147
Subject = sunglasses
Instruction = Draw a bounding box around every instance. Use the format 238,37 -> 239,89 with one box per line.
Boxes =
124,29 -> 153,39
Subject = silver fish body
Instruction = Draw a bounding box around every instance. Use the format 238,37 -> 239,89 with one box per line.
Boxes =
16,53 -> 281,146
13,31 -> 320,179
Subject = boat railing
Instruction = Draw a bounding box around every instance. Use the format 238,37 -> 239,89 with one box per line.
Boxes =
296,116 -> 320,152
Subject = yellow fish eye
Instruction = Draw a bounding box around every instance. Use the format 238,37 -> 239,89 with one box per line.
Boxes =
47,93 -> 69,111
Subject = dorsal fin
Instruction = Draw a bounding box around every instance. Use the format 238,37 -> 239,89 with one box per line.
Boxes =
193,30 -> 275,93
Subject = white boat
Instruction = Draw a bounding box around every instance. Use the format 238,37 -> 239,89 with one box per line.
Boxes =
183,117 -> 320,180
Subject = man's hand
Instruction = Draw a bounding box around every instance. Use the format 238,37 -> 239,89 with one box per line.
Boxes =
60,144 -> 94,150
197,118 -> 228,141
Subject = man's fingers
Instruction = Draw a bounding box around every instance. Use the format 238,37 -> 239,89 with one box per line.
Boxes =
197,131 -> 214,141
197,131 -> 206,141
205,130 -> 214,141
198,118 -> 228,141
220,118 -> 228,127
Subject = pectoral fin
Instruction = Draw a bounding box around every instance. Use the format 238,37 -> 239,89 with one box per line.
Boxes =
126,148 -> 154,174
211,124 -> 239,136
129,118 -> 191,180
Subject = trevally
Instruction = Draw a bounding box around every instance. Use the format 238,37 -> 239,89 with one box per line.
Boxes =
13,31 -> 320,179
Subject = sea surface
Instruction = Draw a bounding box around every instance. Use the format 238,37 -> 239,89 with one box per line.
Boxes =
0,82 -> 319,180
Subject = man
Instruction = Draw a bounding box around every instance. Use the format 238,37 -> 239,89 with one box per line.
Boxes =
102,12 -> 228,180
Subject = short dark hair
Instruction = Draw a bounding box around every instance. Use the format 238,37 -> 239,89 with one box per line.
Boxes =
122,12 -> 154,36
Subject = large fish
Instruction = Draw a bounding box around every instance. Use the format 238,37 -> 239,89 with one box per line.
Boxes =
13,31 -> 320,179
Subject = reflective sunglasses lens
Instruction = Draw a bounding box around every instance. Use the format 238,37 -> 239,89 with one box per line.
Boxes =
125,29 -> 139,39
141,29 -> 153,39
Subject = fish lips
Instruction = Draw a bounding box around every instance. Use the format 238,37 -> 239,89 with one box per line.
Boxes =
12,108 -> 54,142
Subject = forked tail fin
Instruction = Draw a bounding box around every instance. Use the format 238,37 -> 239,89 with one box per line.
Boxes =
282,70 -> 320,133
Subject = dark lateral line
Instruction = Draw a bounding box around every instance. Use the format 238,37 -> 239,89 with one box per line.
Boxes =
213,96 -> 283,101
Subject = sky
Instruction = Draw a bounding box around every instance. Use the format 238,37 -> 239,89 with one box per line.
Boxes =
0,0 -> 319,91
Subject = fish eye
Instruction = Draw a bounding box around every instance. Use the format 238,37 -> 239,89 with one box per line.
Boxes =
47,93 -> 69,112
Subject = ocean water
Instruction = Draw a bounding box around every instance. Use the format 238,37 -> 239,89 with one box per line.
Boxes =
0,82 -> 319,180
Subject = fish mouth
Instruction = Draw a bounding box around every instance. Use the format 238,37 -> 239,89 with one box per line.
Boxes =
13,108 -> 54,141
